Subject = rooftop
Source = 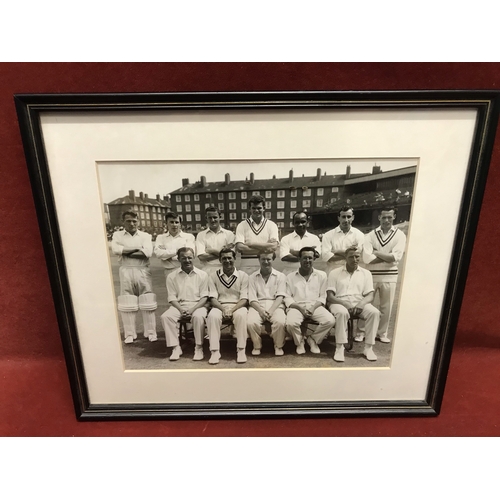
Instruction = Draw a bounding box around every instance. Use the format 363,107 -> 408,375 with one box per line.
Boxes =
169,165 -> 417,195
344,165 -> 417,185
108,190 -> 170,207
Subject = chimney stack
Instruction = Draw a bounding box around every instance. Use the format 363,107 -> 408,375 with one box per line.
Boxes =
200,175 -> 206,187
316,168 -> 321,181
182,178 -> 189,187
372,165 -> 382,174
346,165 -> 351,179
144,193 -> 148,200
139,191 -> 144,200
156,194 -> 160,201
250,172 -> 255,184
129,190 -> 135,201
224,173 -> 230,185
289,169 -> 293,182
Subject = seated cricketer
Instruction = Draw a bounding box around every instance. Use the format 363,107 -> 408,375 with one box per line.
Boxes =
247,252 -> 287,356
327,246 -> 380,362
206,248 -> 249,365
284,247 -> 335,355
160,247 -> 210,361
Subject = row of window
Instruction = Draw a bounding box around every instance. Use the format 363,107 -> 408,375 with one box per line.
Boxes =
132,205 -> 167,213
137,212 -> 163,220
176,199 -> 325,213
175,187 -> 339,203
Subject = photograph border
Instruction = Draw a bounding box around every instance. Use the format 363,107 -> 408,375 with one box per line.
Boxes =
14,91 -> 500,420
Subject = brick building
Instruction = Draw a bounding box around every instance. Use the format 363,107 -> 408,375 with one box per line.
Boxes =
107,190 -> 170,232
169,165 -> 416,234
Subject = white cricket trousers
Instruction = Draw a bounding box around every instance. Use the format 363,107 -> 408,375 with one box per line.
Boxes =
161,304 -> 208,347
286,306 -> 335,346
328,303 -> 380,345
374,281 -> 396,338
247,304 -> 286,349
207,305 -> 248,351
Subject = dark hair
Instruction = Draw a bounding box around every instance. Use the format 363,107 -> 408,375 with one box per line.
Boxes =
292,210 -> 309,223
219,246 -> 236,260
338,206 -> 354,216
176,246 -> 194,259
205,206 -> 220,216
249,195 -> 265,207
258,251 -> 276,261
165,211 -> 182,222
379,205 -> 397,216
298,246 -> 317,258
122,210 -> 138,220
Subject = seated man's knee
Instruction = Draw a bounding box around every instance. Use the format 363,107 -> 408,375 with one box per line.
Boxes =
233,308 -> 247,320
193,307 -> 207,319
286,314 -> 302,329
208,308 -> 221,319
273,317 -> 286,328
247,315 -> 261,330
331,306 -> 348,320
247,318 -> 259,329
324,314 -> 336,328
364,305 -> 380,319
161,308 -> 177,321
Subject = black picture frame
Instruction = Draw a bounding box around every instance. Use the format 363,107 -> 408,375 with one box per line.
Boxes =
14,91 -> 500,420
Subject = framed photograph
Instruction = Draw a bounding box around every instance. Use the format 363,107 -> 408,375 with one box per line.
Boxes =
15,91 -> 500,419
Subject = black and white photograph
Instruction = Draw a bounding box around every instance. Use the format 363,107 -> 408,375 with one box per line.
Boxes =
15,91 -> 499,418
99,159 -> 415,370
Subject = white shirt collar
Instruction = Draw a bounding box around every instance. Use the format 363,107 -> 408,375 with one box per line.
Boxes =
294,268 -> 319,278
334,225 -> 354,234
167,230 -> 185,238
207,226 -> 223,235
342,264 -> 361,274
257,268 -> 278,278
124,230 -> 140,237
292,230 -> 310,238
180,267 -> 199,276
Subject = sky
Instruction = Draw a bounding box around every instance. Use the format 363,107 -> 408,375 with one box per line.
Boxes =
97,158 -> 416,205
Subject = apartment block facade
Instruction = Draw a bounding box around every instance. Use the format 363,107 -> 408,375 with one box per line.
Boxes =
169,169 -> 346,233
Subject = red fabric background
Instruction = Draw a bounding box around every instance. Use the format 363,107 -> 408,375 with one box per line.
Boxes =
1,62 -> 499,436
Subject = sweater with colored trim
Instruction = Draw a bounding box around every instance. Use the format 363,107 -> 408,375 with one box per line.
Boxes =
363,226 -> 406,283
